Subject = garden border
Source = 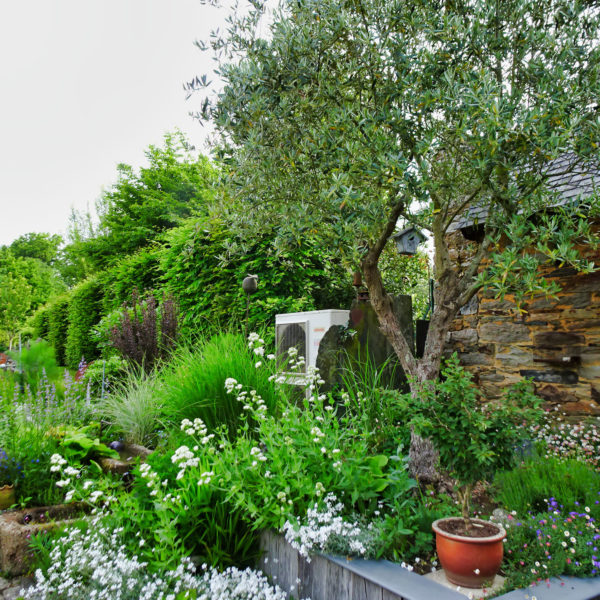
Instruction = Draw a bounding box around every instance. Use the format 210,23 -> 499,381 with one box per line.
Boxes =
259,531 -> 600,600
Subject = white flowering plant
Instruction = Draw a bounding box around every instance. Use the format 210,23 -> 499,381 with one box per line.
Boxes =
23,519 -> 288,600
106,422 -> 259,571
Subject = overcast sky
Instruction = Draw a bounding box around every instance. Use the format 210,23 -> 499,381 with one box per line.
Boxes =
0,0 -> 226,247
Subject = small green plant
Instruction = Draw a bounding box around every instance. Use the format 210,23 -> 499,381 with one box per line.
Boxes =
98,367 -> 163,447
50,423 -> 119,465
493,456 -> 600,516
400,355 -> 544,529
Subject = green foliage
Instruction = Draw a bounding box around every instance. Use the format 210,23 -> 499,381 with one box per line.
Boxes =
337,356 -> 407,454
50,423 -> 119,465
157,332 -> 281,435
399,356 -> 544,518
493,457 -> 600,516
378,248 -> 430,318
99,368 -> 163,447
73,132 -> 216,271
99,247 -> 163,315
8,340 -> 60,391
111,451 -> 260,570
29,304 -> 51,341
161,216 -> 354,339
82,355 -> 128,399
65,277 -> 103,369
9,232 -> 62,265
47,294 -> 71,366
211,378 -> 416,534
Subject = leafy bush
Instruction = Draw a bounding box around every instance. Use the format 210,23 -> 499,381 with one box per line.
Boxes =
157,331 -> 281,434
398,355 -> 544,521
494,457 -> 600,516
65,278 -> 103,369
99,247 -> 162,314
109,290 -> 178,371
29,304 -> 51,341
82,356 -> 128,399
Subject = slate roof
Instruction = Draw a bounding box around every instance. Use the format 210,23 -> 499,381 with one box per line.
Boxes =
447,154 -> 600,232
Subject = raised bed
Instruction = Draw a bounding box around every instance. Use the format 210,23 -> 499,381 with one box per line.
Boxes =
0,503 -> 87,575
259,530 -> 600,600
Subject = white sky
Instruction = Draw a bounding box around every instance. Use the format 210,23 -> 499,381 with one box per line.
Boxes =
0,0 -> 225,247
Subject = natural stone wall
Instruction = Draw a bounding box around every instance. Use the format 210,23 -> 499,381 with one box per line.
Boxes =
445,227 -> 600,415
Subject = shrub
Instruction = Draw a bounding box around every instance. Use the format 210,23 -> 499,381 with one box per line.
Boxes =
29,304 -> 51,340
109,289 -> 178,371
398,355 -> 544,522
99,247 -> 162,314
82,355 -> 128,399
65,278 -> 103,369
160,216 -> 354,340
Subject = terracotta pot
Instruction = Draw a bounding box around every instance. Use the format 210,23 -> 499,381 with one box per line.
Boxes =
432,517 -> 506,588
0,485 -> 15,511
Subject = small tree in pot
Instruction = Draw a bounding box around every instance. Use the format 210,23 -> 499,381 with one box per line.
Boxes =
399,355 -> 544,587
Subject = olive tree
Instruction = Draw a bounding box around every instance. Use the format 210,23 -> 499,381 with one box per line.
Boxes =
192,0 -> 599,417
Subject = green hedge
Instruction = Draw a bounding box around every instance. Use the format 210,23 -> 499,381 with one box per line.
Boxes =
29,304 -> 51,340
99,247 -> 162,315
161,216 -> 354,339
47,295 -> 71,366
65,278 -> 103,369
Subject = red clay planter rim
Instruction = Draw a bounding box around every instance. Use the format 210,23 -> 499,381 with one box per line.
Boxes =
432,517 -> 506,543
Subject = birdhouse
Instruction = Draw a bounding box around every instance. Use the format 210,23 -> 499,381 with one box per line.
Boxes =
392,227 -> 425,255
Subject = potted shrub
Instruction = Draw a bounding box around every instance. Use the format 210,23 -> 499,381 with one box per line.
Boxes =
404,356 -> 543,588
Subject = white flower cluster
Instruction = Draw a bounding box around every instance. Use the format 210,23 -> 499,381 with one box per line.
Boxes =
283,493 -> 368,561
50,454 -> 79,489
250,446 -> 268,467
226,379 -> 269,421
21,522 -> 289,600
180,418 -> 214,445
171,446 -> 200,481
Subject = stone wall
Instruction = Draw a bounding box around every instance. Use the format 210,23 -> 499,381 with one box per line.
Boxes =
445,227 -> 600,415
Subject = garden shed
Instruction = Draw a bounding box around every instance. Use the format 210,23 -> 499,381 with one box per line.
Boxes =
444,156 -> 600,415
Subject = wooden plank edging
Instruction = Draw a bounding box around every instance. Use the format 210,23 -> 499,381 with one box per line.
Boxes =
259,531 -> 600,600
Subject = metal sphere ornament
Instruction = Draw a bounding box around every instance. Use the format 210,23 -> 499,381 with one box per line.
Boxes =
242,275 -> 259,295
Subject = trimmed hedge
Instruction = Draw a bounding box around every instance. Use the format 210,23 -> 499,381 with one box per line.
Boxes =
47,294 -> 70,366
65,277 -> 103,369
161,216 -> 354,339
99,247 -> 162,315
